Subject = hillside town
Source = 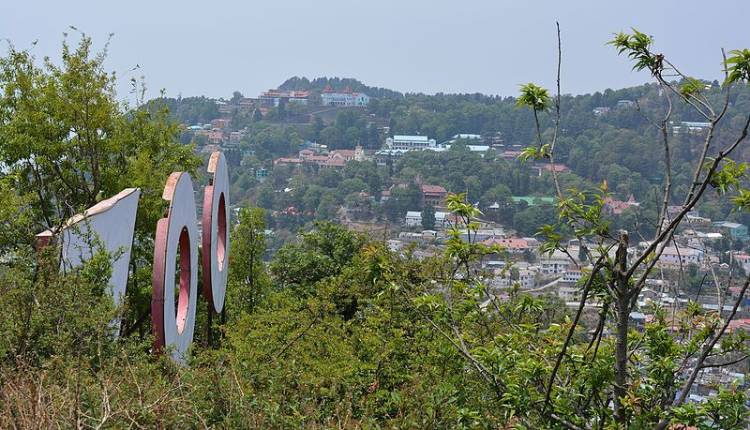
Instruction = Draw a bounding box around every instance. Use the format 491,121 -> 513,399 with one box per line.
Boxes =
167,81 -> 750,407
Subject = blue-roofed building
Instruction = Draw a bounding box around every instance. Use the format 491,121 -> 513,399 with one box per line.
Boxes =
713,221 -> 749,241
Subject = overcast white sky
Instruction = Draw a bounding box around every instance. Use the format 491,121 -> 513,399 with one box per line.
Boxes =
2,1 -> 749,101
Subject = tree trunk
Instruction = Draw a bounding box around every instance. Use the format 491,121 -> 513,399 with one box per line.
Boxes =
613,289 -> 629,424
613,231 -> 630,425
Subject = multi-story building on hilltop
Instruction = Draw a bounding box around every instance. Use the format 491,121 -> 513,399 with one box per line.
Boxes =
384,135 -> 438,151
258,89 -> 310,107
320,85 -> 369,107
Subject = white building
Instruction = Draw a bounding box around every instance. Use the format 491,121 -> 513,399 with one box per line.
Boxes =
658,246 -> 705,267
557,282 -> 580,302
375,135 -> 447,165
443,134 -> 490,154
405,210 -> 450,228
405,211 -> 422,227
320,86 -> 369,107
435,211 -> 450,228
672,121 -> 711,135
561,267 -> 583,283
445,133 -> 483,143
385,135 -> 439,151
732,253 -> 750,274
540,256 -> 571,275
491,268 -> 536,290
257,90 -> 310,107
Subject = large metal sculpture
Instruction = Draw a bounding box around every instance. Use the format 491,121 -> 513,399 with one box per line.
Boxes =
151,172 -> 199,363
35,188 -> 141,313
36,151 -> 230,364
202,152 -> 230,313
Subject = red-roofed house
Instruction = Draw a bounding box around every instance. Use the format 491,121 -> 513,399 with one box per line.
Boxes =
421,184 -> 448,207
499,150 -> 523,160
299,149 -> 316,159
604,195 -> 640,215
259,89 -> 309,107
733,253 -> 750,273
208,130 -> 225,144
274,157 -> 304,166
330,149 -> 357,161
531,163 -> 570,176
307,155 -> 330,164
320,157 -> 346,168
727,318 -> 750,333
210,118 -> 231,129
482,237 -> 529,253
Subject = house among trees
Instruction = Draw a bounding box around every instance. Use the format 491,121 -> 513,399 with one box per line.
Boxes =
210,118 -> 231,129
257,89 -> 310,107
384,135 -> 439,151
713,221 -> 749,241
481,237 -> 530,254
672,120 -> 712,135
421,184 -> 447,207
404,210 -> 450,229
616,99 -> 635,108
657,246 -> 705,268
530,162 -> 569,176
274,146 -> 367,169
375,135 -> 444,164
320,85 -> 370,106
207,129 -> 225,144
603,195 -> 639,215
511,196 -> 555,206
592,106 -> 610,116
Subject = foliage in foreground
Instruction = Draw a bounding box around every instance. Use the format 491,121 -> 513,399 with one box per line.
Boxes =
2,214 -> 748,429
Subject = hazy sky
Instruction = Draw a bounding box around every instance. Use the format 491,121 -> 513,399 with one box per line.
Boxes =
3,1 -> 749,101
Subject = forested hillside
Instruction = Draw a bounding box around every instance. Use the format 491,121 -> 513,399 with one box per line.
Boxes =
160,76 -> 750,240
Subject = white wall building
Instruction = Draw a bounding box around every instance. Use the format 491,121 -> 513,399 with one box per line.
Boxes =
376,135 -> 445,165
540,257 -> 570,275
405,211 -> 422,227
320,87 -> 370,107
658,246 -> 705,267
491,268 -> 536,290
405,210 -> 450,228
385,135 -> 439,151
557,283 -> 580,302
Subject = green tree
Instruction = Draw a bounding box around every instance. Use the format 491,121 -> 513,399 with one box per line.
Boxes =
316,191 -> 339,220
227,207 -> 269,314
0,33 -> 201,336
256,184 -> 275,209
270,222 -> 363,293
421,204 -> 436,230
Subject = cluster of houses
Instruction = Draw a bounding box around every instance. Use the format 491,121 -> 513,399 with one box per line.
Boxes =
274,145 -> 367,169
392,196 -> 749,314
214,85 -> 370,115
374,134 -> 491,163
382,181 -> 448,208
183,86 -> 374,159
592,99 -> 636,117
371,134 -> 572,176
251,86 -> 371,108
185,118 -> 246,147
592,100 -> 713,135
